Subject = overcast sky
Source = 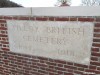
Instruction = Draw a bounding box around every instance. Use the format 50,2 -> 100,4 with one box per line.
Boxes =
10,0 -> 81,7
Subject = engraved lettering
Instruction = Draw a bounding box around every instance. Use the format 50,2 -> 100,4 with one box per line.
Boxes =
7,21 -> 93,65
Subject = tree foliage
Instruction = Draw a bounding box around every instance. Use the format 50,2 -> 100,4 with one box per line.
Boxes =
56,0 -> 71,6
82,0 -> 100,6
0,0 -> 22,7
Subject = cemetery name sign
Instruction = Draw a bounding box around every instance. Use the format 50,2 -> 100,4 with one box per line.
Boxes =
7,20 -> 94,65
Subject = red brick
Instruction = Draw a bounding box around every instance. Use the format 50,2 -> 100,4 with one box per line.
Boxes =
8,52 -> 16,55
57,71 -> 63,74
0,20 -> 6,23
21,60 -> 28,64
15,62 -> 23,65
0,51 -> 3,54
93,39 -> 100,42
40,60 -> 45,63
92,43 -> 100,47
91,48 -> 99,52
85,69 -> 100,74
55,67 -> 66,71
10,69 -> 17,73
95,23 -> 100,27
54,60 -> 66,64
37,63 -> 48,67
16,56 -> 23,60
4,71 -> 11,74
89,65 -> 96,70
90,61 -> 100,66
0,34 -> 8,37
57,64 -> 63,67
17,59 -> 22,62
1,48 -> 9,51
48,58 -> 54,62
24,70 -> 30,74
46,68 -> 57,73
13,16 -> 19,20
74,63 -> 88,68
38,70 -> 48,74
30,17 -> 35,20
23,67 -> 31,70
96,18 -> 100,22
30,59 -> 39,62
30,65 -> 39,69
46,62 -> 56,66
97,67 -> 100,70
91,57 -> 98,61
30,71 -> 40,75
67,69 -> 74,73
48,65 -> 55,69
64,72 -> 73,75
9,64 -> 17,67
0,72 -> 5,75
0,67 -> 4,70
64,65 -> 77,70
19,17 -> 30,20
37,57 -> 48,61
55,17 -> 69,21
78,68 -> 84,71
1,41 -> 9,44
74,70 -> 83,74
1,31 -> 6,34
4,16 -> 12,19
0,27 -> 7,30
8,57 -> 16,61
0,16 -> 99,75
0,24 -> 5,27
0,16 -> 4,19
78,18 -> 94,22
67,69 -> 73,73
70,18 -> 77,21
15,66 -> 20,69
91,52 -> 100,57
39,67 -> 45,71
49,72 -> 55,75
94,29 -> 100,32
22,54 -> 31,58
3,65 -> 13,69
36,17 -> 48,21
48,17 -> 55,21
94,34 -> 100,37
66,62 -> 73,65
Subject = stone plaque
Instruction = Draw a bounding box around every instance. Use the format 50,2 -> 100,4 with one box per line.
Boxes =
7,20 -> 94,65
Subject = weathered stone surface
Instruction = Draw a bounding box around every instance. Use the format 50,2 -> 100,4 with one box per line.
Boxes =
7,20 -> 94,65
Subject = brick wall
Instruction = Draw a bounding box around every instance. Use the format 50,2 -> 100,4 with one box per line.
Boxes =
0,16 -> 100,75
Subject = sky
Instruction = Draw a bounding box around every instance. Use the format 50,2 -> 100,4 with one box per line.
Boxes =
10,0 -> 81,7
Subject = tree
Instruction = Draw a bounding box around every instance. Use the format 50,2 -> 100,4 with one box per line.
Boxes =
55,0 -> 71,6
0,0 -> 22,7
81,0 -> 100,6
